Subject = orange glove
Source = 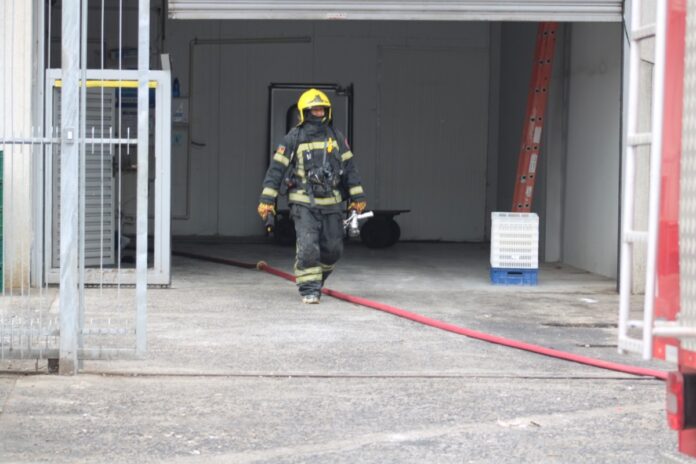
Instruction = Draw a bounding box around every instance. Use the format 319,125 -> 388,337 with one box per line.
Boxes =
257,202 -> 276,220
347,201 -> 367,214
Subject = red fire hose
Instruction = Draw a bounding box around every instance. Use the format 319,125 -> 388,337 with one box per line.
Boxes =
175,251 -> 668,381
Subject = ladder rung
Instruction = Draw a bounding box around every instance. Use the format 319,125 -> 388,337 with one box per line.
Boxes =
653,322 -> 696,338
618,336 -> 644,354
624,230 -> 648,243
628,132 -> 652,146
632,24 -> 656,41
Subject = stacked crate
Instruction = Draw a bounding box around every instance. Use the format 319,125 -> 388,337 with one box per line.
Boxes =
490,212 -> 539,285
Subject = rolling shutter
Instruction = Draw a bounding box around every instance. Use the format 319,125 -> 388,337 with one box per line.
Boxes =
52,88 -> 116,268
168,0 -> 623,22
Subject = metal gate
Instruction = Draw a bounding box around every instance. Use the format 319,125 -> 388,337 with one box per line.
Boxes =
0,0 -> 159,374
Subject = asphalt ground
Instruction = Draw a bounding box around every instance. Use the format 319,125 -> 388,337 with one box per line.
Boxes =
0,243 -> 680,463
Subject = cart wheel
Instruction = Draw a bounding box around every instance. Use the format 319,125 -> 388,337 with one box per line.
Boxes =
275,216 -> 296,246
387,219 -> 401,246
360,217 -> 395,248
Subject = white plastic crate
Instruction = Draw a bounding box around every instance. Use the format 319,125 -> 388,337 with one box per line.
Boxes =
490,212 -> 539,269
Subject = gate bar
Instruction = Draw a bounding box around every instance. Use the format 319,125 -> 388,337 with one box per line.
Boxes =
58,0 -> 80,375
136,0 -> 151,355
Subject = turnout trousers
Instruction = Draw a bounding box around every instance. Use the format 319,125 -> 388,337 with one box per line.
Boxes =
291,204 -> 344,297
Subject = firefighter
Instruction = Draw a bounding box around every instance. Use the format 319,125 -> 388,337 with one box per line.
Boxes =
257,88 -> 367,304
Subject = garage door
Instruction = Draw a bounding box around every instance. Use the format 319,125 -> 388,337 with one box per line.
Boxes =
168,0 -> 622,22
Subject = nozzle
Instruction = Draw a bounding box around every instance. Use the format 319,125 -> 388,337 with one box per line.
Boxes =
344,210 -> 374,237
349,212 -> 360,237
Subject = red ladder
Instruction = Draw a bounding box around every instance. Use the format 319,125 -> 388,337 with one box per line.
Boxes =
511,22 -> 558,212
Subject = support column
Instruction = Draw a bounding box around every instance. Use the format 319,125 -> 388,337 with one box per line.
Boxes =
59,0 -> 80,375
0,1 -> 34,293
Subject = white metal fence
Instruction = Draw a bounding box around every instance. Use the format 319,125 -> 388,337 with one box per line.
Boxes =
0,0 -> 156,374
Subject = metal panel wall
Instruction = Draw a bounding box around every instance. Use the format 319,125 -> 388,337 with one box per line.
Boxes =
376,46 -> 489,241
168,0 -> 623,22
166,20 -> 491,240
562,23 -> 622,278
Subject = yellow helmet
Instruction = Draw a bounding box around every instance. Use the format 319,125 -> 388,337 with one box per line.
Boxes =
297,88 -> 332,124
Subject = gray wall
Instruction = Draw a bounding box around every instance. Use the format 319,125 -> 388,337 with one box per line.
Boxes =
562,23 -> 621,278
496,22 -> 621,277
165,20 -> 492,240
497,23 -> 537,214
542,25 -> 571,265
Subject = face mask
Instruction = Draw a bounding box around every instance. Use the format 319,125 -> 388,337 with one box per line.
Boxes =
305,109 -> 327,124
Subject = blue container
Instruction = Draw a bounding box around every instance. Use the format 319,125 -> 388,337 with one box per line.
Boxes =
490,267 -> 538,286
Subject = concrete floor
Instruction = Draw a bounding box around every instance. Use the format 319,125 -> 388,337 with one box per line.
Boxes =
0,242 -> 680,463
